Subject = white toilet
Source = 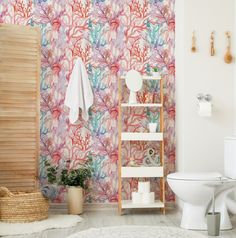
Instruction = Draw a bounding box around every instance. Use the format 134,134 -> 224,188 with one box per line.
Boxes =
167,137 -> 236,230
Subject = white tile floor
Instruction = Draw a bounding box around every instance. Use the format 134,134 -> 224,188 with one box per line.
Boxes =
4,209 -> 236,238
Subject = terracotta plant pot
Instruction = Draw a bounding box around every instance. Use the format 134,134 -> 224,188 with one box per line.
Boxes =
67,186 -> 83,215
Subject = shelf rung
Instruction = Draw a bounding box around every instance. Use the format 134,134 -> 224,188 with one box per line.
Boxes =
121,75 -> 161,80
122,200 -> 164,209
121,132 -> 163,141
121,166 -> 163,178
121,103 -> 162,107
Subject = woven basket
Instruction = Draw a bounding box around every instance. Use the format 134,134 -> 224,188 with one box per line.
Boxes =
0,187 -> 49,223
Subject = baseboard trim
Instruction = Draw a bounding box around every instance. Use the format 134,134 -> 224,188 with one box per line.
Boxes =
50,202 -> 117,213
50,202 -> 176,213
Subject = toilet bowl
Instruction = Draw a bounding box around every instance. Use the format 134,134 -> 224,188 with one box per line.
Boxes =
167,136 -> 236,230
167,172 -> 236,230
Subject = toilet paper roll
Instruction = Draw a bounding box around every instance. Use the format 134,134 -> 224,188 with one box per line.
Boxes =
138,181 -> 150,193
142,192 -> 155,204
198,102 -> 212,117
132,192 -> 142,204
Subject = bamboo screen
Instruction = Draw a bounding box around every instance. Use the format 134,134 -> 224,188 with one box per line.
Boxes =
0,24 -> 40,191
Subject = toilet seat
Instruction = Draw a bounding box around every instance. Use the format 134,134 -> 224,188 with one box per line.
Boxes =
167,172 -> 222,181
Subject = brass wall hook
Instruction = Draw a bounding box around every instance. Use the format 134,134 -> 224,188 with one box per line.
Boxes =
191,31 -> 197,52
210,31 -> 215,56
224,31 -> 233,64
226,31 -> 231,39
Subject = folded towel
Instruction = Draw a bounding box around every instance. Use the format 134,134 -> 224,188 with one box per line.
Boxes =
65,57 -> 94,123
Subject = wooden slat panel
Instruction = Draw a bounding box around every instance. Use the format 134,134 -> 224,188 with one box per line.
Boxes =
0,72 -> 39,79
0,103 -> 37,109
0,33 -> 38,39
0,127 -> 35,131
0,59 -> 37,66
0,171 -> 36,177
0,24 -> 40,192
1,156 -> 35,163
0,60 -> 38,68
0,92 -> 37,100
0,50 -> 39,57
0,178 -> 36,183
0,111 -> 36,117
0,66 -> 37,72
0,24 -> 37,34
0,30 -> 38,37
0,55 -> 38,61
0,46 -> 39,53
0,85 -> 37,91
0,121 -> 36,129
0,164 -> 36,170
0,81 -> 37,87
0,37 -> 38,44
0,162 -> 35,168
0,138 -> 36,144
0,149 -> 36,153
0,43 -> 38,50
0,130 -> 36,134
0,146 -> 36,151
0,78 -> 37,83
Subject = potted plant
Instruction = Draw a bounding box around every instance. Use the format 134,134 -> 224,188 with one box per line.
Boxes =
44,156 -> 93,215
146,108 -> 159,133
61,166 -> 92,214
152,66 -> 161,78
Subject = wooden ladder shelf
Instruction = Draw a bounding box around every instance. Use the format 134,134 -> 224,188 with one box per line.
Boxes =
118,74 -> 165,214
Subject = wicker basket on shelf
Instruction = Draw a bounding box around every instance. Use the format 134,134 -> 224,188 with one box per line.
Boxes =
0,187 -> 49,223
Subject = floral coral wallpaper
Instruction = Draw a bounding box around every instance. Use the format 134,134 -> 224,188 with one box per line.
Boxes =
0,0 -> 175,203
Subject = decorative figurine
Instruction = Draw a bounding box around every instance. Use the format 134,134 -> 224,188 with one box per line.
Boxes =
143,148 -> 160,166
191,31 -> 197,52
210,31 -> 215,56
224,31 -> 233,64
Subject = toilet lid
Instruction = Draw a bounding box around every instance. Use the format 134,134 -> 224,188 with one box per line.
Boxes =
167,172 -> 222,181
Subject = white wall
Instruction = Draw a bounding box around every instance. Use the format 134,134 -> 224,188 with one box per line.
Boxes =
176,0 -> 235,174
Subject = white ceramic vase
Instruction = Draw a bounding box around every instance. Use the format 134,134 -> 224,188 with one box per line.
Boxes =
67,186 -> 83,215
149,123 -> 157,133
152,72 -> 161,78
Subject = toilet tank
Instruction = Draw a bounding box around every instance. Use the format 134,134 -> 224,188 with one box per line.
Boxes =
224,137 -> 236,179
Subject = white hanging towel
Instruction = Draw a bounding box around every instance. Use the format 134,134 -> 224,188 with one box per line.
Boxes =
65,57 -> 93,124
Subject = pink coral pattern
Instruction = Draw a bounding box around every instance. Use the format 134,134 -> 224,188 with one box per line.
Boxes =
0,0 -> 175,203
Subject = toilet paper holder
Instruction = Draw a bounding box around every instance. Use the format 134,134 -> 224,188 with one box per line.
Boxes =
197,93 -> 212,102
197,93 -> 213,116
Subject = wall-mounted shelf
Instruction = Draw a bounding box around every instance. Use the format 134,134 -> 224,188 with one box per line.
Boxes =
121,167 -> 163,178
121,103 -> 162,108
121,132 -> 163,141
121,75 -> 161,81
118,74 -> 165,215
122,200 -> 164,209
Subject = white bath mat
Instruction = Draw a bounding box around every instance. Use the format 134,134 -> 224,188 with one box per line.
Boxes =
0,214 -> 82,236
67,226 -> 207,238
